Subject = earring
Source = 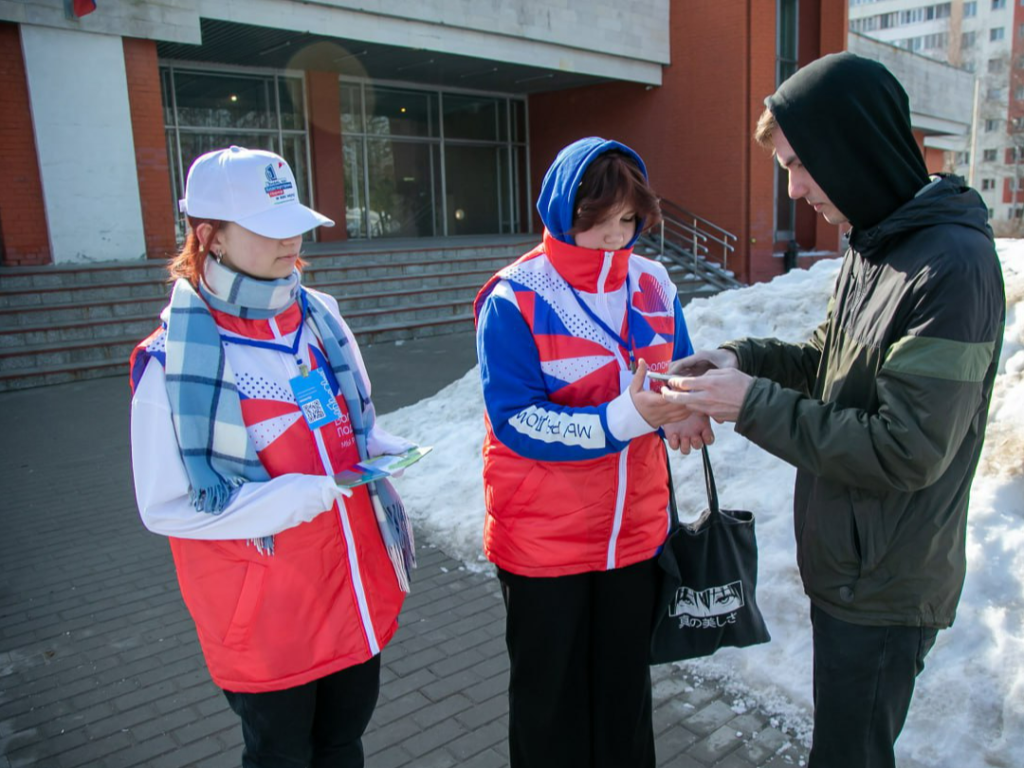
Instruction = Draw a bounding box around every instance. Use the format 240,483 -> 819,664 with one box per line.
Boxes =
213,249 -> 223,264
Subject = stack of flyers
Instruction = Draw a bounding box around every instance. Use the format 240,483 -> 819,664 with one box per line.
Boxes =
334,445 -> 433,488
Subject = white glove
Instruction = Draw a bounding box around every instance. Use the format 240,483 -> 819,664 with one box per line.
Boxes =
321,480 -> 353,511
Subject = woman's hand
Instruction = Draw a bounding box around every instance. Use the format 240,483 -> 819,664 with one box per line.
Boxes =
663,413 -> 715,455
629,360 -> 697,428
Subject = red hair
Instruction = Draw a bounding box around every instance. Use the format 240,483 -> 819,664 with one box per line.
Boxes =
571,151 -> 662,236
168,217 -> 224,288
168,217 -> 307,287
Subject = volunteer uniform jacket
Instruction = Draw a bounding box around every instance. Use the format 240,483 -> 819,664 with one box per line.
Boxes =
129,290 -> 405,693
474,138 -> 694,578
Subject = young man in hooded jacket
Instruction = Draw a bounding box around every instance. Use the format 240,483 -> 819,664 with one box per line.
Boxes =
661,52 -> 1005,768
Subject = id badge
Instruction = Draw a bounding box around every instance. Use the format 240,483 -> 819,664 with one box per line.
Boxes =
289,367 -> 342,430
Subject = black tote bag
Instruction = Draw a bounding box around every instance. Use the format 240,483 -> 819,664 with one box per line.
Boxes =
650,446 -> 771,664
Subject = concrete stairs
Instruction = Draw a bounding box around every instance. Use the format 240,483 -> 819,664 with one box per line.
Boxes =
0,235 -> 733,391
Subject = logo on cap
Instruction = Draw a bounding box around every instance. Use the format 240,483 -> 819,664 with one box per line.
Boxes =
263,162 -> 294,204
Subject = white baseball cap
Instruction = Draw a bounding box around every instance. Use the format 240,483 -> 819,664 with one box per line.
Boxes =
179,146 -> 334,238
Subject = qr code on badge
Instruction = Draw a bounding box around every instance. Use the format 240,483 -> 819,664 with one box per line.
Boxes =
302,400 -> 327,423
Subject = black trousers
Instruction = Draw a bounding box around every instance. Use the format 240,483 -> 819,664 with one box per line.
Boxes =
808,605 -> 938,768
498,558 -> 659,768
223,654 -> 381,768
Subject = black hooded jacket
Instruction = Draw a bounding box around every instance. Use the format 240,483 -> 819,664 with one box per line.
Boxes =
767,51 -> 930,231
724,55 -> 1006,628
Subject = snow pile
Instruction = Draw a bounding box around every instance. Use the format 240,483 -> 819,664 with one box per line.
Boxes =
380,241 -> 1024,767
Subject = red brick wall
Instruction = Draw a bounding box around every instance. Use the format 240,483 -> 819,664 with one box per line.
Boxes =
306,71 -> 347,242
924,146 -> 946,174
818,0 -> 849,58
529,1 -> 759,281
123,37 -> 177,260
806,0 -> 847,274
911,129 -> 948,175
748,0 -> 784,283
527,1 -> 847,285
0,22 -> 50,266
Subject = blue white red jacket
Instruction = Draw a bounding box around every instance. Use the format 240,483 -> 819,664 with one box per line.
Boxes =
474,137 -> 694,577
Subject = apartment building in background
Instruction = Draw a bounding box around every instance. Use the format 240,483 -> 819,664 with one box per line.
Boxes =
850,0 -> 1024,232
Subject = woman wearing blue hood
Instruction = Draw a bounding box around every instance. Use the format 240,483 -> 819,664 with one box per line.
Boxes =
473,138 -> 712,766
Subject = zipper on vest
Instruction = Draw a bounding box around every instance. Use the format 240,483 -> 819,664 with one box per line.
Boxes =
597,251 -> 631,371
290,323 -> 380,657
598,251 -> 614,321
600,248 -> 629,568
607,444 -> 629,569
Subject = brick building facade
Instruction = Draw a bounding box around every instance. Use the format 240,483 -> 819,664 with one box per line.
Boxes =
1,0 -> 851,284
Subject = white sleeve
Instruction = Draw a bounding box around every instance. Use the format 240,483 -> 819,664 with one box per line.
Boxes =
130,360 -> 348,540
606,388 -> 658,442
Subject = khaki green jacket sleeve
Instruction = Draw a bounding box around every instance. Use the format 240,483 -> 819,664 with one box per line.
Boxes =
727,264 -> 1002,494
722,311 -> 830,397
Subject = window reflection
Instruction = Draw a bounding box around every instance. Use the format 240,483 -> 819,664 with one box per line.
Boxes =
342,82 -> 527,238
161,67 -> 310,240
173,71 -> 276,130
446,145 -> 502,236
443,95 -> 500,141
344,137 -> 366,238
367,89 -> 435,138
367,141 -> 441,237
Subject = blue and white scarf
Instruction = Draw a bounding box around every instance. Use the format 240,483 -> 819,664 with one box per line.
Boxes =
161,257 -> 415,590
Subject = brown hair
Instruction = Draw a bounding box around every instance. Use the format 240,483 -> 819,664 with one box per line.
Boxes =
754,107 -> 777,151
168,217 -> 225,288
571,151 -> 662,236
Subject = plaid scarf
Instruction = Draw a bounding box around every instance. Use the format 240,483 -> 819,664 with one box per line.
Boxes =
161,257 -> 414,589
304,290 -> 416,591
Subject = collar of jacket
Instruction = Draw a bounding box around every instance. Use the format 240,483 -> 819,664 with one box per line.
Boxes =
207,297 -> 303,339
847,174 -> 991,261
542,229 -> 632,293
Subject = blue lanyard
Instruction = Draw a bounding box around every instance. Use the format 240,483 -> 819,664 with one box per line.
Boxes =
220,290 -> 309,361
563,274 -> 637,370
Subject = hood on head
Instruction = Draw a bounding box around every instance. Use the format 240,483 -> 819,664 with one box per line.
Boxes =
536,137 -> 648,248
766,52 -> 930,231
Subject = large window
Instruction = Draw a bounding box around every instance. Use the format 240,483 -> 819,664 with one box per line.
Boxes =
341,80 -> 529,238
161,65 -> 312,240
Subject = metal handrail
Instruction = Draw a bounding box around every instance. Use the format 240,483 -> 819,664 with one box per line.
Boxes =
662,217 -> 708,245
640,233 -> 741,292
661,198 -> 739,243
659,215 -> 709,262
658,198 -> 738,272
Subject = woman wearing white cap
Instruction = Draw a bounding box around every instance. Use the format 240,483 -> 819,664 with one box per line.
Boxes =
128,146 -> 414,767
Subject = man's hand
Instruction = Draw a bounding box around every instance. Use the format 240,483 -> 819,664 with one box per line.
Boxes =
661,368 -> 755,424
663,413 -> 715,455
667,348 -> 740,377
629,360 -> 698,428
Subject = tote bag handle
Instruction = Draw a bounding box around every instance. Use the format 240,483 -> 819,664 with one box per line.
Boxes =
664,445 -> 719,530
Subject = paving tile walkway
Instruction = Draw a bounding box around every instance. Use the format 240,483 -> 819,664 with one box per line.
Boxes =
0,333 -> 808,768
